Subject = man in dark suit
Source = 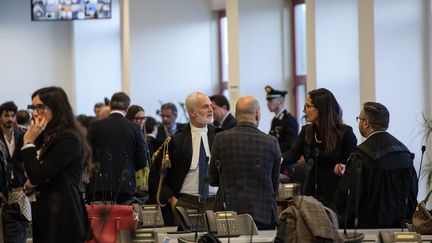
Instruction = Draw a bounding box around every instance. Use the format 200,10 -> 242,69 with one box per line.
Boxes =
155,102 -> 185,143
208,96 -> 281,230
159,92 -> 216,219
265,85 -> 298,152
88,92 -> 147,203
0,101 -> 25,191
210,94 -> 237,132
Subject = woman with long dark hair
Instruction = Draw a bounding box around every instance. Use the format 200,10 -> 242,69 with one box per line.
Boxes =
125,105 -> 151,192
282,88 -> 357,208
22,86 -> 91,243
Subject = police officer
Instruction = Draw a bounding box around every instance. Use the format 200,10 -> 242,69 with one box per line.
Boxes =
265,85 -> 299,152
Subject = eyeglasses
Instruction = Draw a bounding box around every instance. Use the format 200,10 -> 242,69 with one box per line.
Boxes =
356,116 -> 366,123
27,104 -> 47,114
303,103 -> 315,110
133,116 -> 146,122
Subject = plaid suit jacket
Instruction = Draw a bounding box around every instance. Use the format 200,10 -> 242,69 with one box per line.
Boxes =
208,122 -> 281,225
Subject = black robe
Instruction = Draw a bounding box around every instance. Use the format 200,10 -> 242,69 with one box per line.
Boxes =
334,131 -> 418,228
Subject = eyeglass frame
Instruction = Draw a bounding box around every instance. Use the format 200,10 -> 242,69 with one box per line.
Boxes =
27,104 -> 47,114
356,116 -> 367,123
133,116 -> 146,122
303,103 -> 316,110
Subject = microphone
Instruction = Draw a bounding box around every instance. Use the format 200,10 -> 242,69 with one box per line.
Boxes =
94,168 -> 129,243
113,169 -> 129,204
417,146 -> 426,182
341,158 -> 364,243
313,148 -> 319,199
90,149 -> 101,203
302,157 -> 314,195
217,159 -> 231,242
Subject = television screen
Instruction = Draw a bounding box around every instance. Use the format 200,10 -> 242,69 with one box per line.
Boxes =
32,0 -> 111,21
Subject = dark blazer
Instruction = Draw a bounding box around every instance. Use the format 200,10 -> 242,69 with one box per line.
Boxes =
155,122 -> 185,143
159,123 -> 215,203
0,128 -> 25,188
208,122 -> 281,226
22,130 -> 91,243
88,113 -> 147,198
217,113 -> 237,132
282,124 -> 357,208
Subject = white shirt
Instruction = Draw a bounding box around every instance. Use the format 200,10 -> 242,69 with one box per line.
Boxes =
180,123 -> 216,196
3,131 -> 15,158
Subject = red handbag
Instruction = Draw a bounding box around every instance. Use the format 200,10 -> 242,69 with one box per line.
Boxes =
86,204 -> 138,243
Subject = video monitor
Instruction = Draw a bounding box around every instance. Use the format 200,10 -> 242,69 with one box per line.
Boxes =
32,0 -> 112,21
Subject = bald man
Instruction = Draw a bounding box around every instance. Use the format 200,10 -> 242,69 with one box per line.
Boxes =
208,96 -> 281,230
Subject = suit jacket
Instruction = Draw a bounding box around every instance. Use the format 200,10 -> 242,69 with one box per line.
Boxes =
22,130 -> 91,242
88,113 -> 147,197
215,113 -> 237,133
208,122 -> 281,225
155,122 -> 185,143
0,128 -> 25,188
159,123 -> 215,203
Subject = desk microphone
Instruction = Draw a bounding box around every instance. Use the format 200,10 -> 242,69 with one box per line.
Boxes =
342,158 -> 364,243
313,148 -> 319,199
417,145 -> 426,182
113,169 -> 129,204
302,157 -> 315,195
95,169 -> 129,242
219,159 -> 232,243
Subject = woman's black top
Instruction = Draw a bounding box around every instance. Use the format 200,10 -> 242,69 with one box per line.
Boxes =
282,124 -> 357,207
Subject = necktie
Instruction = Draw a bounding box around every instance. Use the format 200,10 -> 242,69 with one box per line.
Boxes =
198,137 -> 209,198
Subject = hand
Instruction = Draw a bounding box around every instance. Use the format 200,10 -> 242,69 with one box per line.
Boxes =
23,117 -> 47,144
334,163 -> 346,176
169,196 -> 178,210
24,179 -> 36,191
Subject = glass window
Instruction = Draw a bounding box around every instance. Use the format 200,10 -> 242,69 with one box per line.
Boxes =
294,3 -> 306,76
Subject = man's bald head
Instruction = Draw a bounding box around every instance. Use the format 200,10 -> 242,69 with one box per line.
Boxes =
235,96 -> 260,126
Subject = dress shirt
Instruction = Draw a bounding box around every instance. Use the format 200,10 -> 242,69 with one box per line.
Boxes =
4,131 -> 15,158
180,123 -> 213,196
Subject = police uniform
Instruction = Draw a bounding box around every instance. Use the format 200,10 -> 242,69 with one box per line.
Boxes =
265,86 -> 299,152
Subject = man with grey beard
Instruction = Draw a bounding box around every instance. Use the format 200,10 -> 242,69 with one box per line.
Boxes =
158,91 -> 216,227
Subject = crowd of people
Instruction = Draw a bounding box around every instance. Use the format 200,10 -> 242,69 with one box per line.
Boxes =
0,85 -> 419,242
